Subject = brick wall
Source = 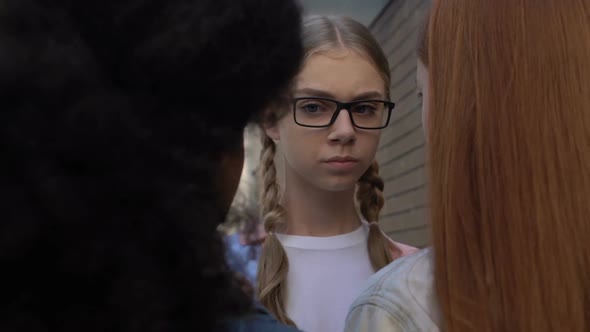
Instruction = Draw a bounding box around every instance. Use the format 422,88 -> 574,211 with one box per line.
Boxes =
371,0 -> 431,247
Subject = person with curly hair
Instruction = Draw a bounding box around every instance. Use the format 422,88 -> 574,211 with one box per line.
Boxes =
0,0 -> 303,331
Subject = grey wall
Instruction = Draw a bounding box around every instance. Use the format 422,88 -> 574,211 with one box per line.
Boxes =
371,0 -> 431,247
298,0 -> 390,26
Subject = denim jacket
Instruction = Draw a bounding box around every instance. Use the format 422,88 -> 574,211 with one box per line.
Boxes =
223,302 -> 302,332
344,248 -> 441,332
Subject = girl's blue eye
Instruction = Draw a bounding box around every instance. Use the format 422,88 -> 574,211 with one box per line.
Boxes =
303,104 -> 321,113
352,103 -> 379,115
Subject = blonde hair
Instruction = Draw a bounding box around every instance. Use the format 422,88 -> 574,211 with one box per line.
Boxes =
256,16 -> 394,326
425,0 -> 590,331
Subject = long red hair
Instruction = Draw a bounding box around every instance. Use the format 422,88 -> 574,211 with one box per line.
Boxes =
424,0 -> 590,331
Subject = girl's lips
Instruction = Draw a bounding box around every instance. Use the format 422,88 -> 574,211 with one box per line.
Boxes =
323,157 -> 359,171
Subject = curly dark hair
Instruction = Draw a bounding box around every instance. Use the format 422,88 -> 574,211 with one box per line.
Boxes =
0,0 -> 302,331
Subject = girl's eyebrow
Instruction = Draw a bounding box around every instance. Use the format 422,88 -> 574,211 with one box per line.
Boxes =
295,88 -> 384,100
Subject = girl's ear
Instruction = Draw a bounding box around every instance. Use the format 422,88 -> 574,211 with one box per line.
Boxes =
262,108 -> 280,141
264,125 -> 280,141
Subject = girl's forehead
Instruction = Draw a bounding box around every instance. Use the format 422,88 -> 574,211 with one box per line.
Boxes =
294,52 -> 386,99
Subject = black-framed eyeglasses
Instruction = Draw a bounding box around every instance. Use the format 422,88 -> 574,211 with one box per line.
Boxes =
292,97 -> 395,129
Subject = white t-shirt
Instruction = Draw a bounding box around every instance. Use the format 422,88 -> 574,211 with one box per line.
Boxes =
276,224 -> 375,332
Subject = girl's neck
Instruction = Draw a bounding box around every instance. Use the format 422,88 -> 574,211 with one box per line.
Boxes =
282,175 -> 362,237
